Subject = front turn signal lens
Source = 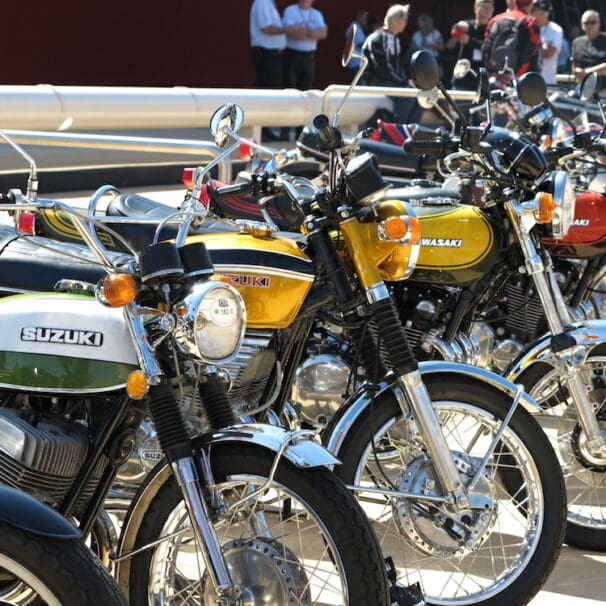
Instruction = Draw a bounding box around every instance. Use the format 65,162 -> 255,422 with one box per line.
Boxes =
382,216 -> 409,240
103,273 -> 137,307
379,215 -> 421,243
126,370 -> 148,399
537,192 -> 556,224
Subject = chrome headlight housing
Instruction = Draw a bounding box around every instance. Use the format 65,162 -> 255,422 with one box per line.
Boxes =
548,170 -> 576,239
174,281 -> 246,364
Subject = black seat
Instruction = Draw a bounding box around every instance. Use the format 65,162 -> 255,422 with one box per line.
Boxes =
0,225 -> 113,294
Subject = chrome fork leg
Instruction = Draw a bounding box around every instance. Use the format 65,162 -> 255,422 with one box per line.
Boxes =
171,456 -> 234,598
397,372 -> 469,509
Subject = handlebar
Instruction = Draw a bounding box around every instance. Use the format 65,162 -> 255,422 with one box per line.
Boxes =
403,138 -> 460,155
313,114 -> 343,152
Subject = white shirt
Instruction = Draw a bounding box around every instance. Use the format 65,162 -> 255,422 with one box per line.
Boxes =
411,30 -> 443,58
540,21 -> 564,85
282,4 -> 326,51
250,0 -> 285,50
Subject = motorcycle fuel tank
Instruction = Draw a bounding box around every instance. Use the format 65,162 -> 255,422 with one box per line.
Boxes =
410,203 -> 501,285
0,293 -> 139,392
188,232 -> 314,329
543,191 -> 606,259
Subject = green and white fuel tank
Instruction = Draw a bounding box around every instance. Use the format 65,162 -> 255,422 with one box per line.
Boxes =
0,293 -> 139,392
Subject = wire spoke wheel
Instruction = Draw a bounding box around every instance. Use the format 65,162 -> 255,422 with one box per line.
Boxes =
521,354 -> 606,548
356,403 -> 542,604
127,444 -> 390,605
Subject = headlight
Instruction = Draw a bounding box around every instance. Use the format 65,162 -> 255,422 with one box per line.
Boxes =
536,170 -> 575,239
174,281 -> 246,364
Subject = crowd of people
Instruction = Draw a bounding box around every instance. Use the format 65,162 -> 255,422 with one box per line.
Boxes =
249,0 -> 606,133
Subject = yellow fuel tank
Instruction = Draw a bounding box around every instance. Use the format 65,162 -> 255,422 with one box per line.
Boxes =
411,203 -> 501,285
187,233 -> 314,329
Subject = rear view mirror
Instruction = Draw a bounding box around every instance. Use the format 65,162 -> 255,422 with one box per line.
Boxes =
580,72 -> 599,101
410,51 -> 440,91
453,59 -> 471,81
342,24 -> 356,67
210,104 -> 244,148
516,72 -> 547,107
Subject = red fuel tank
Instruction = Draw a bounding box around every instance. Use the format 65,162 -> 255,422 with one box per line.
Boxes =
544,191 -> 606,259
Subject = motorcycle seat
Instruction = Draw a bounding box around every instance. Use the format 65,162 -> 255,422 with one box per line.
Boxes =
0,224 -> 109,294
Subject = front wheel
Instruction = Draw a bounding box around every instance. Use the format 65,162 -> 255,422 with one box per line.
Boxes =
0,520 -> 127,606
332,375 -> 565,606
516,349 -> 606,551
126,443 -> 390,605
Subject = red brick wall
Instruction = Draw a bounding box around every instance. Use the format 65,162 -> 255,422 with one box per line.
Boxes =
0,1 -> 475,88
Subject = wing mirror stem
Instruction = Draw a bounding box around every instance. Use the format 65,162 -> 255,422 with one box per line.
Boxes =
544,99 -> 580,147
435,81 -> 468,137
0,130 -> 38,202
333,51 -> 368,128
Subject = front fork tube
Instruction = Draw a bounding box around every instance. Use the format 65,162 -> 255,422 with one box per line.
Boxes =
396,372 -> 470,508
367,284 -> 471,508
171,455 -> 236,600
511,206 -> 605,452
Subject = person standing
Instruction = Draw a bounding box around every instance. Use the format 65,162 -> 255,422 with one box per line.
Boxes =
445,0 -> 495,90
483,0 -> 541,77
572,10 -> 606,87
409,13 -> 444,60
362,4 -> 417,122
282,0 -> 327,90
531,0 -> 563,85
345,10 -> 369,81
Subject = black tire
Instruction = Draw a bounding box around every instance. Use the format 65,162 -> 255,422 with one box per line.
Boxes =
332,374 -> 566,606
127,443 -> 390,606
516,349 -> 606,551
0,520 -> 127,606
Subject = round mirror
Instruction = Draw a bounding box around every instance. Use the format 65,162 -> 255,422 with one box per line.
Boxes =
476,68 -> 490,104
516,72 -> 547,107
580,72 -> 599,101
453,59 -> 471,81
410,50 -> 440,91
342,23 -> 357,67
210,104 -> 245,148
417,88 -> 439,109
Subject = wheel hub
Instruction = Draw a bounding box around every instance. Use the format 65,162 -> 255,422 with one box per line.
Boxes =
394,454 -> 497,557
203,538 -> 311,605
571,421 -> 606,470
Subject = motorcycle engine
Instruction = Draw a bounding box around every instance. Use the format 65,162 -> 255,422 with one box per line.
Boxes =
0,406 -> 103,512
113,329 -> 277,492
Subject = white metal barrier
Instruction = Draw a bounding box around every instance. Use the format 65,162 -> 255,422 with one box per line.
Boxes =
0,84 -> 478,132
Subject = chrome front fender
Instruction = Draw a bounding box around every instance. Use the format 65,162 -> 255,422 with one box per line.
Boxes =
323,361 -> 541,458
200,423 -> 340,468
505,320 -> 606,383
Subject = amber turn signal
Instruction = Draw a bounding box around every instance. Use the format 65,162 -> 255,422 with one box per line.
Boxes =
126,370 -> 149,399
537,192 -> 556,224
103,273 -> 137,307
382,216 -> 409,240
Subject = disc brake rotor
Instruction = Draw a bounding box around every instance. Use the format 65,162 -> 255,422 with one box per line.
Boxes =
203,538 -> 311,606
394,454 -> 497,558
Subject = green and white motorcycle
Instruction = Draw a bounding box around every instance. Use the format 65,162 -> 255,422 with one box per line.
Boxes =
0,133 -> 390,605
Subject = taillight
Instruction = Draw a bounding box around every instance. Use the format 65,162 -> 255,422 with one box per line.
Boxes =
239,138 -> 253,160
18,212 -> 36,234
182,167 -> 195,190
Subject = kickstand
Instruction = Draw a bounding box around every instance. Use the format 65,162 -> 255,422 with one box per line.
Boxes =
385,556 -> 426,606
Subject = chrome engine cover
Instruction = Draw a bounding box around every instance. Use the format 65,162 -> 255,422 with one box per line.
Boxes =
291,354 -> 351,428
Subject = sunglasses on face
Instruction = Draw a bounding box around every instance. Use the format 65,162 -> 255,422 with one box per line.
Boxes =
583,20 -> 599,25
